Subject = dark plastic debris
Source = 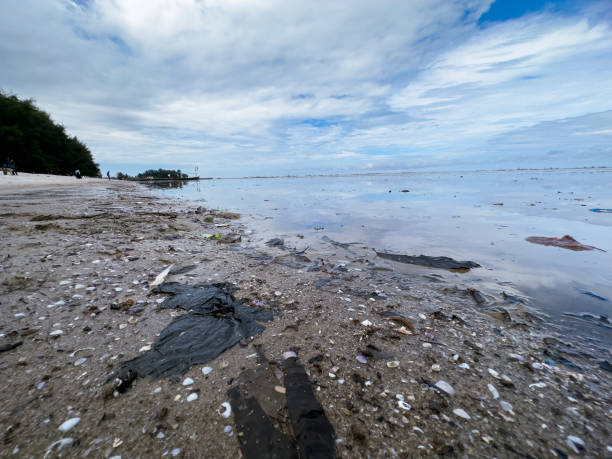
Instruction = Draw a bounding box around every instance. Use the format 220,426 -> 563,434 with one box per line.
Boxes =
114,282 -> 276,383
228,387 -> 298,459
525,235 -> 605,252
0,341 -> 23,353
375,251 -> 480,270
284,358 -> 335,458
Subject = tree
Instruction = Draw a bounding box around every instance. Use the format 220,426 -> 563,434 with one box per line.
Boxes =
0,91 -> 100,176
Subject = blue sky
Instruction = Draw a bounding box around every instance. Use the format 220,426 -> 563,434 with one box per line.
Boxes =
1,0 -> 611,177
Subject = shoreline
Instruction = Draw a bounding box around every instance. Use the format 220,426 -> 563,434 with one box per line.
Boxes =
0,181 -> 610,457
0,172 -> 110,191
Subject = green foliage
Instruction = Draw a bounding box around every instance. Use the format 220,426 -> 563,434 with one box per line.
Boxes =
0,92 -> 100,176
136,168 -> 188,179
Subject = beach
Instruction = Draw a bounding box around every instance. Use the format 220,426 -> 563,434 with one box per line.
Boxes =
0,176 -> 610,458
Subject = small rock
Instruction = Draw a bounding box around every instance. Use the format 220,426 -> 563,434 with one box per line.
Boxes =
182,377 -> 194,386
187,393 -> 198,402
398,401 -> 411,411
500,400 -> 514,415
488,368 -> 500,378
274,386 -> 286,394
49,330 -> 64,337
170,448 -> 182,457
356,354 -> 367,364
74,357 -> 87,366
202,367 -> 213,375
282,351 -> 297,360
224,425 -> 233,436
431,364 -> 441,372
361,319 -> 373,327
387,361 -> 400,368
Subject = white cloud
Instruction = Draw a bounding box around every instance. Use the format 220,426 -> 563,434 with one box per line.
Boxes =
0,0 -> 610,175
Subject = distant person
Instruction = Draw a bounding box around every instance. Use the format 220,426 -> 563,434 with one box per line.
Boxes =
2,162 -> 7,175
107,170 -> 111,180
8,158 -> 17,175
75,169 -> 82,179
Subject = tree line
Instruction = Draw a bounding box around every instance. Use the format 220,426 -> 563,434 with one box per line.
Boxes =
0,92 -> 100,176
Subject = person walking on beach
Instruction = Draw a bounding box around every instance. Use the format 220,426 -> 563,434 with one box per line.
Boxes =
8,158 -> 17,175
107,170 -> 111,180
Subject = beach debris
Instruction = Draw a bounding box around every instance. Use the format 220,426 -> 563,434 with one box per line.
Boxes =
217,233 -> 241,244
228,385 -> 297,458
453,408 -> 471,420
375,251 -> 480,271
111,282 -> 276,387
150,264 -> 174,289
58,417 -> 80,433
577,289 -> 608,301
590,208 -> 612,213
0,341 -> 23,353
434,380 -> 455,396
321,235 -> 360,249
566,435 -> 585,453
382,311 -> 415,330
265,238 -> 285,247
219,402 -> 232,418
284,357 -> 335,458
44,438 -> 73,458
525,235 -> 605,252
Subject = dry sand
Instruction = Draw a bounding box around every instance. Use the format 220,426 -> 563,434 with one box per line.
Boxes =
0,176 -> 610,458
0,172 -> 109,191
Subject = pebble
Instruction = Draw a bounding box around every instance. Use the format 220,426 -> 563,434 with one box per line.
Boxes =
153,387 -> 162,393
219,402 -> 232,418
356,354 -> 367,364
45,438 -> 73,456
487,384 -> 499,399
202,366 -> 213,375
139,345 -> 151,352
453,408 -> 471,420
431,364 -> 441,372
74,358 -> 87,366
187,393 -> 198,402
58,417 -> 80,433
275,385 -> 286,394
182,377 -> 194,386
361,319 -> 373,327
282,351 -> 297,360
566,435 -> 585,453
529,382 -> 546,389
170,448 -> 182,457
434,380 -> 455,396
157,432 -> 165,439
387,361 -> 400,368
224,425 -> 233,436
458,363 -> 470,369
422,343 -> 432,348
488,368 -> 500,378
49,330 -> 64,337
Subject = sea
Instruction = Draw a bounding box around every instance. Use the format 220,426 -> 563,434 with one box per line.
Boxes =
142,168 -> 612,356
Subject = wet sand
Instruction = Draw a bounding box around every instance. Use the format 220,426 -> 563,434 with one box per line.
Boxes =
0,180 -> 610,458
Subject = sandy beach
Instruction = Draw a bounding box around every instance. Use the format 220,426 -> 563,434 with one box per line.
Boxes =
0,172 -> 109,191
0,175 -> 610,458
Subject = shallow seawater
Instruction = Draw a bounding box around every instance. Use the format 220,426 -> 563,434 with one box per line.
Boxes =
143,169 -> 612,352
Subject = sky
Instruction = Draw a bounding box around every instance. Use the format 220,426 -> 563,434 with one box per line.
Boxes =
1,0 -> 611,177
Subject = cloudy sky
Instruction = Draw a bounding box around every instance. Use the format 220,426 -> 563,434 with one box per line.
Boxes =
1,0 -> 611,177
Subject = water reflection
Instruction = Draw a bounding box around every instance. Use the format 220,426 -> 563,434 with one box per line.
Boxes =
142,169 -> 612,349
137,179 -> 192,190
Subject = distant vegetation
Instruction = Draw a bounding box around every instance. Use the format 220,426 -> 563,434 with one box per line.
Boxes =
0,92 -> 100,176
135,168 -> 189,180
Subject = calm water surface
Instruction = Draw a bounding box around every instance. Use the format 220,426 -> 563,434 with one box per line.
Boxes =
143,169 -> 612,352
